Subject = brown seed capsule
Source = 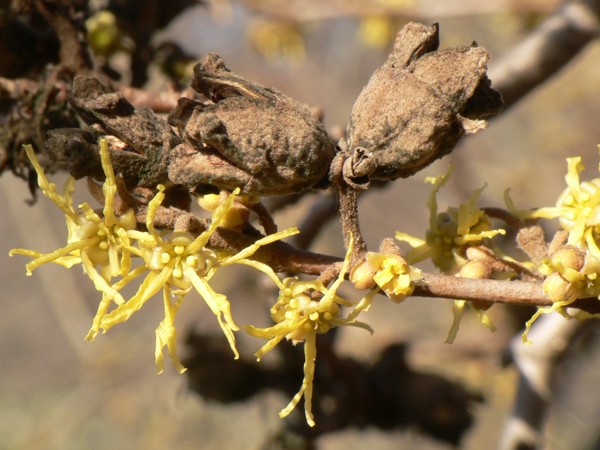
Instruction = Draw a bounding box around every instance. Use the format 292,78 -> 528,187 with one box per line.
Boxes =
343,22 -> 503,187
168,54 -> 336,196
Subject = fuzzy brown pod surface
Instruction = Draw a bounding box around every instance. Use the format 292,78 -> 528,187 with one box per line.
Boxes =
47,75 -> 178,189
342,22 -> 503,187
168,54 -> 337,196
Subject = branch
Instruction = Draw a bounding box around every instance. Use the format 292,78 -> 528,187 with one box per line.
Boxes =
335,181 -> 367,266
499,315 -> 591,450
209,226 -> 342,275
0,77 -> 38,100
489,0 -> 600,109
238,0 -> 560,22
293,192 -> 338,250
414,272 -> 600,314
415,273 -> 546,305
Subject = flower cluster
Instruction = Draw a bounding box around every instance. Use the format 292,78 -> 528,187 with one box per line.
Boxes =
246,236 -> 375,427
518,153 -> 600,341
10,140 -> 297,373
350,238 -> 422,303
16,136 -> 600,427
10,141 -> 137,303
396,165 -> 505,271
395,165 -> 507,342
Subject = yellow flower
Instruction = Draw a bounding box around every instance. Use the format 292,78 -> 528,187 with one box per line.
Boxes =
532,156 -> 600,258
10,140 -> 299,374
351,252 -> 421,303
395,165 -> 505,273
197,190 -> 258,231
514,151 -> 600,342
522,245 -> 600,343
394,166 -> 505,342
10,140 -> 137,303
97,184 -> 298,372
245,236 -> 374,427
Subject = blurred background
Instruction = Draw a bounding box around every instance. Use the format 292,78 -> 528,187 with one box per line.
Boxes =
1,0 -> 600,448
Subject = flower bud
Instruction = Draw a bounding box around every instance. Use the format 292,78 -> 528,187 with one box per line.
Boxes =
551,245 -> 585,272
350,258 -> 377,290
542,272 -> 579,303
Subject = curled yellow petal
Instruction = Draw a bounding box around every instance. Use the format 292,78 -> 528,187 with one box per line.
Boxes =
279,332 -> 317,427
155,288 -> 187,374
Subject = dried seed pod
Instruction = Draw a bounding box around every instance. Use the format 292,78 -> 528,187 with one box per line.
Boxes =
343,22 -> 503,187
168,54 -> 336,196
63,75 -> 178,188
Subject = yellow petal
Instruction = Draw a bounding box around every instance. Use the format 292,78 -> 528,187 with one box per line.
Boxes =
232,258 -> 285,290
86,293 -> 115,341
99,139 -> 118,226
394,232 -> 426,248
279,331 -> 317,427
426,165 -> 453,231
219,227 -> 299,266
319,233 -> 353,311
81,251 -> 126,305
477,310 -> 497,333
185,267 -> 240,358
565,157 -> 583,194
445,300 -> 466,344
186,188 -> 240,254
101,265 -> 173,331
23,145 -> 78,221
146,185 -> 166,239
155,288 -> 187,374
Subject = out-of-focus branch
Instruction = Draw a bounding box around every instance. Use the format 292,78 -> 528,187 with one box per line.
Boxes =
293,192 -> 337,250
237,0 -> 560,22
0,77 -> 38,100
489,0 -> 600,110
498,315 -> 590,450
117,84 -> 196,113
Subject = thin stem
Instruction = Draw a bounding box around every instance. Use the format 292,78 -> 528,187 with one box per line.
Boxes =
336,181 -> 367,267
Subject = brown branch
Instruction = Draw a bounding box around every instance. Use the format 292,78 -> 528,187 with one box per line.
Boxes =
34,0 -> 91,73
335,181 -> 367,266
489,0 -> 600,110
414,272 -> 600,314
294,192 -> 338,250
209,226 -> 342,275
415,273 -> 546,305
0,77 -> 38,100
248,201 -> 278,235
